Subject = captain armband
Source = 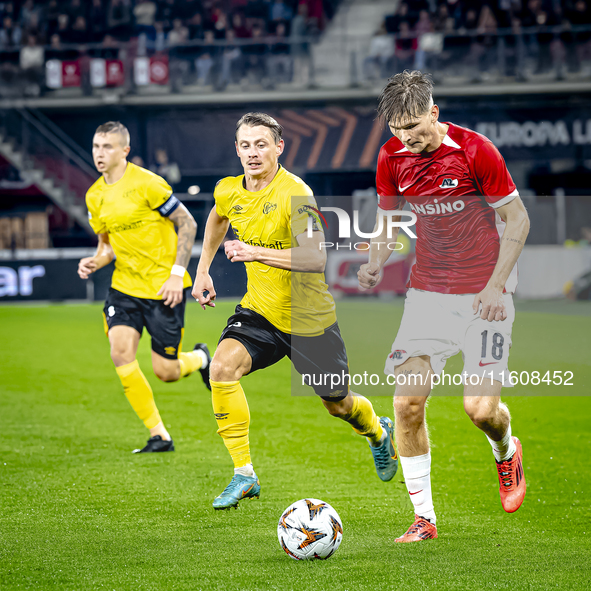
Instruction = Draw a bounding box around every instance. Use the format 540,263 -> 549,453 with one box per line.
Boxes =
156,194 -> 181,217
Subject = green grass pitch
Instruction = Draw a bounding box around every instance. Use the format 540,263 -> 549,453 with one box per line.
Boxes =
1,299 -> 590,590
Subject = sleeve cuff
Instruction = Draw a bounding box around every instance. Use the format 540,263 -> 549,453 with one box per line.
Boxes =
490,189 -> 519,209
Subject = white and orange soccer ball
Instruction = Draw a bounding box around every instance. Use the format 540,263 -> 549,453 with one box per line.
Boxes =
277,498 -> 343,560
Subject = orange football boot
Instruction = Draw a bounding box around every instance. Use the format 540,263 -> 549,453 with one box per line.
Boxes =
395,515 -> 438,543
496,436 -> 526,513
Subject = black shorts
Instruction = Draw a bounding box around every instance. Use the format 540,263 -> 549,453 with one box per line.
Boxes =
103,288 -> 189,360
219,305 -> 349,400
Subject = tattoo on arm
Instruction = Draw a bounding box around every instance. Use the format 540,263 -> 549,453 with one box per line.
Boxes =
504,237 -> 524,245
170,206 -> 197,268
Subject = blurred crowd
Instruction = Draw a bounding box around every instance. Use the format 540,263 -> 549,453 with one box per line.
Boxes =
2,0 -> 590,95
366,0 -> 591,81
0,0 -> 338,47
0,0 -> 340,93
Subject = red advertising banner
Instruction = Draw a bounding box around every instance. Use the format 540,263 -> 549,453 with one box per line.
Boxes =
61,60 -> 81,87
134,56 -> 169,86
105,59 -> 124,86
90,58 -> 124,87
149,56 -> 168,84
45,59 -> 81,88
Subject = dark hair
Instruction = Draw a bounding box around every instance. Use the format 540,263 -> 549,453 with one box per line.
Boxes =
235,112 -> 283,144
95,121 -> 130,147
377,70 -> 434,126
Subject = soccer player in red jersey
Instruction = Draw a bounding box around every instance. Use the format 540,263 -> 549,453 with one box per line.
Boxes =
358,71 -> 530,542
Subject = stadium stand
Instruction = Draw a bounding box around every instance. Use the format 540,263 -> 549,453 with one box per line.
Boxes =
0,0 -> 590,97
378,0 -> 591,83
0,0 -> 343,96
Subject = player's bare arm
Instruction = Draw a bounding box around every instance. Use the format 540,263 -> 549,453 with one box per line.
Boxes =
224,231 -> 326,273
358,210 -> 402,290
170,203 -> 197,268
192,206 -> 230,309
157,203 -> 197,308
77,233 -> 114,279
473,196 -> 530,321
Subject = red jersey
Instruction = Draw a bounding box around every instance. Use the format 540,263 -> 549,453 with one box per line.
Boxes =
376,123 -> 519,294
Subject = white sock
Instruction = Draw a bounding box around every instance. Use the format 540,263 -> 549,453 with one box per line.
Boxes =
234,463 -> 255,478
196,349 -> 209,369
487,424 -> 516,462
400,452 -> 436,524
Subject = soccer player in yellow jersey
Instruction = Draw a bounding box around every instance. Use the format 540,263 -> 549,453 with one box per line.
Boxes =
77,121 -> 211,453
192,113 -> 398,509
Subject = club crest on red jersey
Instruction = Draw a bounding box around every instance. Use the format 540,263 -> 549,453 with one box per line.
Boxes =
439,178 -> 459,188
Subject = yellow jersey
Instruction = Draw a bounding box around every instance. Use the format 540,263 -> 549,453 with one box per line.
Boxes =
214,165 -> 336,336
86,162 -> 192,299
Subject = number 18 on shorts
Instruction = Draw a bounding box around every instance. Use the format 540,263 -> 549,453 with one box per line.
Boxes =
385,289 -> 515,388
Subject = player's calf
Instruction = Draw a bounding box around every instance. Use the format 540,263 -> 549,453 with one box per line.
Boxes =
393,395 -> 427,425
152,350 -> 182,382
323,394 -> 398,481
393,395 -> 430,449
463,394 -> 525,511
154,364 -> 181,382
321,392 -> 353,419
463,395 -> 507,434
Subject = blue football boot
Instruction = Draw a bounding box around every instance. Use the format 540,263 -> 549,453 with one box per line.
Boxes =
369,417 -> 398,481
213,473 -> 261,510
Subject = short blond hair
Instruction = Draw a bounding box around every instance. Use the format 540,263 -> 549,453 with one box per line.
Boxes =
95,121 -> 130,148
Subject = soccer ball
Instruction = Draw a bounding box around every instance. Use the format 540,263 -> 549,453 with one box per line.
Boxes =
277,498 -> 343,560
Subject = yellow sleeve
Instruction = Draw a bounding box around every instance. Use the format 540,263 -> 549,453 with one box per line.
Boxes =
86,192 -> 107,235
145,172 -> 173,210
290,187 -> 321,238
214,178 -> 229,219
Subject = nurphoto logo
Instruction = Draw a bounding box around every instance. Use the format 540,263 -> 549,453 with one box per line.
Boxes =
305,207 -> 417,251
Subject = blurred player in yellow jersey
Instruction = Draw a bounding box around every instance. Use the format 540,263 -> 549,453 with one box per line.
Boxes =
77,121 -> 211,453
192,113 -> 398,509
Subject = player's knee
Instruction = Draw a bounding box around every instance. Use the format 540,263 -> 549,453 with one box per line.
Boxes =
210,358 -> 242,382
464,398 -> 494,427
110,346 -> 135,367
394,396 -> 425,425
